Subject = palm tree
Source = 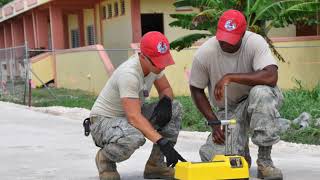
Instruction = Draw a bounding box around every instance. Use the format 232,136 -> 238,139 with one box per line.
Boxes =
169,0 -> 320,62
0,0 -> 13,6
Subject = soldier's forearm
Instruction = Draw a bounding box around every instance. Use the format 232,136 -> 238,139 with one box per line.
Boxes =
159,87 -> 174,100
127,113 -> 162,143
190,85 -> 218,121
227,65 -> 278,87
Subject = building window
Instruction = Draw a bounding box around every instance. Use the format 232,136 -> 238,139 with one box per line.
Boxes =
107,4 -> 112,19
114,2 -> 119,17
102,6 -> 107,19
120,0 -> 125,15
71,29 -> 80,48
2,64 -> 7,70
87,25 -> 96,45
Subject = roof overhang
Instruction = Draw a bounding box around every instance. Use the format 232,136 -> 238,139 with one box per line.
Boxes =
0,0 -> 52,23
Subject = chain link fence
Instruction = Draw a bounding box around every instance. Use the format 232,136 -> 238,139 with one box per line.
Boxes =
0,44 -> 31,105
0,46 -> 137,106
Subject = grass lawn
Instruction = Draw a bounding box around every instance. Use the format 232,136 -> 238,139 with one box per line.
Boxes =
1,86 -> 320,145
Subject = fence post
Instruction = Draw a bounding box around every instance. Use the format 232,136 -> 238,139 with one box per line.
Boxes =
23,43 -> 27,105
24,41 -> 31,107
10,47 -> 14,94
0,49 -> 2,97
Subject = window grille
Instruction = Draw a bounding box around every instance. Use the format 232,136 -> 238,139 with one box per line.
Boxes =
120,0 -> 125,15
102,6 -> 107,19
107,4 -> 112,18
71,29 -> 80,48
87,25 -> 96,45
114,2 -> 119,17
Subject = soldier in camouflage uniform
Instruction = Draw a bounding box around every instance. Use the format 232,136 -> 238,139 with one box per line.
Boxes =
189,10 -> 283,179
89,32 -> 185,180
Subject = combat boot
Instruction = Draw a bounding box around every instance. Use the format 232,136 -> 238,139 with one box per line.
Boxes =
144,145 -> 174,179
95,149 -> 120,180
257,146 -> 283,180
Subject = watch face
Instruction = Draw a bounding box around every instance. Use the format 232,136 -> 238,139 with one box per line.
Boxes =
143,90 -> 149,97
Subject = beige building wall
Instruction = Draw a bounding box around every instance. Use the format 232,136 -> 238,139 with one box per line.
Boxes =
68,14 -> 79,47
55,49 -> 112,94
149,39 -> 320,96
99,0 -> 133,67
31,54 -> 54,87
140,0 -> 201,43
275,40 -> 320,89
101,0 -> 132,48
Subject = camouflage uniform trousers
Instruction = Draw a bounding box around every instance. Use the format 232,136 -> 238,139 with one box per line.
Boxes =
90,100 -> 183,163
200,85 -> 284,162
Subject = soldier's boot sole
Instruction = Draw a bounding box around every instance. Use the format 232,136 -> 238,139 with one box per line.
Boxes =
99,172 -> 120,180
143,164 -> 174,179
257,170 -> 283,180
143,173 -> 174,179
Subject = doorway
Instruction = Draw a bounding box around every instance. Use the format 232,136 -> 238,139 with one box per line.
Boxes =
141,13 -> 164,36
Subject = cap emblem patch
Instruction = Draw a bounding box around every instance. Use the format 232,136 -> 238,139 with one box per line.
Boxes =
157,42 -> 168,54
224,20 -> 237,31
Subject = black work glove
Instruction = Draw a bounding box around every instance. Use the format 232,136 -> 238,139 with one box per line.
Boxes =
150,96 -> 172,129
157,138 -> 186,167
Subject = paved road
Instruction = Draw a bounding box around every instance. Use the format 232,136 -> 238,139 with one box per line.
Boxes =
1,102 -> 320,180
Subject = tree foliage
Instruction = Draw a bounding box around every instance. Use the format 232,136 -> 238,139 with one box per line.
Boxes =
0,0 -> 13,7
170,0 -> 320,62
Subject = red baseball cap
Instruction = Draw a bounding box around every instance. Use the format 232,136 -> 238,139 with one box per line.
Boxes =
216,10 -> 247,45
140,31 -> 174,69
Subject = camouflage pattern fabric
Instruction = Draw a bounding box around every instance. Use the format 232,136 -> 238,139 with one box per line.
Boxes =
200,85 -> 284,162
90,100 -> 183,162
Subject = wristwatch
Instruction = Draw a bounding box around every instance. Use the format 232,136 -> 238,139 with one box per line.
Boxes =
207,119 -> 221,126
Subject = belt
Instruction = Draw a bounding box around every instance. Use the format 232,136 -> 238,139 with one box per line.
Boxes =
90,115 -> 112,124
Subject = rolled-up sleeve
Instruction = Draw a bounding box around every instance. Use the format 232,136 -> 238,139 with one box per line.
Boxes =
118,73 -> 140,99
252,36 -> 277,71
189,56 -> 209,89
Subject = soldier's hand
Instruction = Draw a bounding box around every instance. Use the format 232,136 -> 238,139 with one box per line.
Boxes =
214,75 -> 231,101
211,124 -> 225,144
157,138 -> 186,167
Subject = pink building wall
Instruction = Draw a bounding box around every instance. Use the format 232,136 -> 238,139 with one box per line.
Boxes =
0,0 -> 98,50
131,0 -> 141,43
36,10 -> 49,49
0,26 -> 4,48
49,4 -> 65,49
4,23 -> 13,47
12,18 -> 25,46
23,14 -> 36,49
